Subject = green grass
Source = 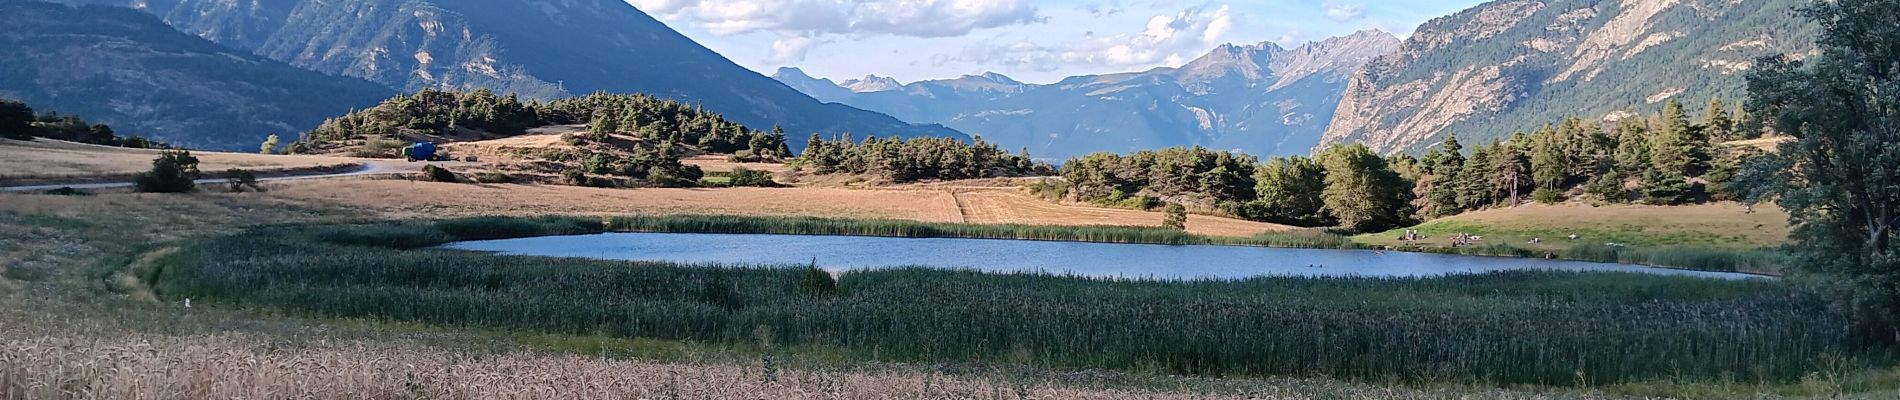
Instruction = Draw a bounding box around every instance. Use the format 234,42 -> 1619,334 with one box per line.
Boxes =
147,216 -> 1890,387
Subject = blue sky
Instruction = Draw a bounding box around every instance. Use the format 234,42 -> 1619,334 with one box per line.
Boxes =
627,0 -> 1480,84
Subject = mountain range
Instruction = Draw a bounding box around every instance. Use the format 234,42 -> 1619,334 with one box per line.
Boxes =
6,0 -> 1819,157
774,30 -> 1402,159
0,2 -> 393,149
1320,0 -> 1815,154
39,0 -> 963,148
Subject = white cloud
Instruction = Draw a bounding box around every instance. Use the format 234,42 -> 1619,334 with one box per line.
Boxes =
962,5 -> 1234,71
629,0 -> 1041,38
768,34 -> 827,64
1322,2 -> 1366,22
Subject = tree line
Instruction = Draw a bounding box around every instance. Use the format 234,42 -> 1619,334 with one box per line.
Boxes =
1051,97 -> 1762,232
289,89 -> 790,159
796,134 -> 1053,183
0,98 -> 167,148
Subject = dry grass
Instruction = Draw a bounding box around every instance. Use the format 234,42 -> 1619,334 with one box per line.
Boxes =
0,138 -> 361,183
682,155 -> 792,174
956,190 -> 1295,237
263,179 -> 1292,238
1357,202 -> 1791,250
0,328 -> 1641,400
266,179 -> 966,223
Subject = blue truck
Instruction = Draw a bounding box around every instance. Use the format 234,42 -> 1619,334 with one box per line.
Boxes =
402,142 -> 438,162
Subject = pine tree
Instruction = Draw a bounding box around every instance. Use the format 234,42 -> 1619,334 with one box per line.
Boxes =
1423,134 -> 1466,217
1651,100 -> 1712,178
260,134 -> 280,154
1704,97 -> 1735,142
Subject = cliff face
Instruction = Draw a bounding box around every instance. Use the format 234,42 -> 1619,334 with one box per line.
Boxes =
1320,0 -> 1814,154
0,2 -> 393,149
61,0 -> 966,142
776,31 -> 1401,159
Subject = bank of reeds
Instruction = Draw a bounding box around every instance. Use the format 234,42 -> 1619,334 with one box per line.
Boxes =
146,218 -> 1882,387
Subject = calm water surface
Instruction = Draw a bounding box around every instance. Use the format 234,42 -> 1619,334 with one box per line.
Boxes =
443,232 -> 1759,280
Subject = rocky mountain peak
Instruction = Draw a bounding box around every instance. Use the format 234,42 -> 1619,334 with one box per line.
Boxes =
841,75 -> 903,93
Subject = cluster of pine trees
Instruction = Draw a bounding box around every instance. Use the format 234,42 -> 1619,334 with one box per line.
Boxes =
1060,147 -> 1259,211
1054,98 -> 1761,232
550,94 -> 790,159
797,135 -> 1052,182
1410,98 -> 1758,218
0,98 -> 165,148
291,89 -> 789,159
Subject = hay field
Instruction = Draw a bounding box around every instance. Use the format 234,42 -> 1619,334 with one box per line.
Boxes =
263,180 -> 1291,238
0,138 -> 360,183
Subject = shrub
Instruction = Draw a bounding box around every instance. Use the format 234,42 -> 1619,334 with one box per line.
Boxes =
726,167 -> 777,187
1163,203 -> 1188,230
133,150 -> 200,193
41,187 -> 88,196
472,170 -> 514,184
224,169 -> 263,192
794,263 -> 837,297
1531,187 -> 1565,204
421,165 -> 458,182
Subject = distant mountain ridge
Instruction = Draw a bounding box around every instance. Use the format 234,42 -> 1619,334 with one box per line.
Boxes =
775,30 -> 1401,159
1320,0 -> 1815,154
57,0 -> 966,144
0,1 -> 394,149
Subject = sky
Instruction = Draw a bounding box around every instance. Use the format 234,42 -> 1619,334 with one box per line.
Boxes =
625,0 -> 1480,85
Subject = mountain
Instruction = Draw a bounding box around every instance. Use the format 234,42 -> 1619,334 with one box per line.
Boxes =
840,75 -> 903,93
1320,0 -> 1815,154
59,0 -> 965,144
774,31 -> 1401,159
0,1 -> 393,149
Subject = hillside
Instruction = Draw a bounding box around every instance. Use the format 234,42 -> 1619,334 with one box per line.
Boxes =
1320,0 -> 1815,154
774,31 -> 1401,159
60,0 -> 965,145
0,2 -> 393,149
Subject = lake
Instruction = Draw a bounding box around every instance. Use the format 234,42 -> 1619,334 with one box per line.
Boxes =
442,232 -> 1760,280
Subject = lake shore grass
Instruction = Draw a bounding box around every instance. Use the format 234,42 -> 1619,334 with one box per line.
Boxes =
146,216 -> 1889,388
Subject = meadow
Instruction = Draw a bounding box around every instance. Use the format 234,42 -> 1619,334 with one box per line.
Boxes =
147,216 -> 1883,387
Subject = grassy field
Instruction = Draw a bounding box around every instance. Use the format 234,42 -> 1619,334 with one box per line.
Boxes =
0,138 -> 364,184
2,185 -> 1898,398
4,141 -> 1897,398
156,217 -> 1868,386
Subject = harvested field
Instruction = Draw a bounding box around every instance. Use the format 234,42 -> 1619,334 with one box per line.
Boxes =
267,179 -> 966,223
264,180 -> 1291,238
0,138 -> 361,184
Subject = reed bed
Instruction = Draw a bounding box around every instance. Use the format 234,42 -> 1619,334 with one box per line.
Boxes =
145,218 -> 1885,387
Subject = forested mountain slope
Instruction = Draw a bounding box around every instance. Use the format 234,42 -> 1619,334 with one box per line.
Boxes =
1320,0 -> 1815,154
58,0 -> 965,144
0,1 -> 393,149
775,31 -> 1401,159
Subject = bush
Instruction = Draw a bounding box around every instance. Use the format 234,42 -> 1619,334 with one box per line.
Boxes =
1531,187 -> 1565,204
1163,203 -> 1188,230
421,165 -> 458,182
224,169 -> 263,192
133,150 -> 200,193
726,167 -> 777,187
41,187 -> 88,196
472,170 -> 514,184
794,263 -> 837,297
